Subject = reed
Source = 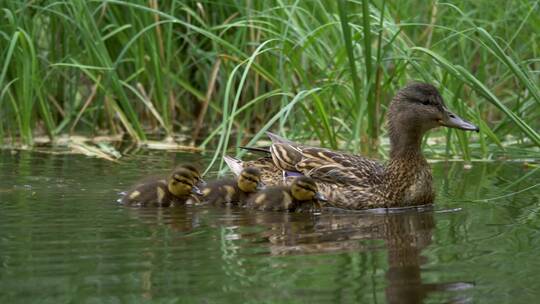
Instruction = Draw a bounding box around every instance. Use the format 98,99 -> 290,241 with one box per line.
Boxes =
0,0 -> 537,160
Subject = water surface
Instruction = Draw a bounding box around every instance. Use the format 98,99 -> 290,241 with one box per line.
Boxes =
0,150 -> 539,303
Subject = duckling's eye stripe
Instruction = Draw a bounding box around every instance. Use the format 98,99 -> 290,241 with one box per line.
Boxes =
297,184 -> 315,192
242,175 -> 258,183
173,176 -> 193,185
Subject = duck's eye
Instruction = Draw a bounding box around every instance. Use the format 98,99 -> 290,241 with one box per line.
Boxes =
421,100 -> 431,106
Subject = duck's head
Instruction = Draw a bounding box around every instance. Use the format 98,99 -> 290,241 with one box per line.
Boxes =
290,176 -> 327,202
176,164 -> 206,187
237,167 -> 264,193
388,83 -> 479,154
167,168 -> 203,198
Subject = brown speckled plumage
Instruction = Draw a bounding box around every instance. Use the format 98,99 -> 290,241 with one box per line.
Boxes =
234,83 -> 478,210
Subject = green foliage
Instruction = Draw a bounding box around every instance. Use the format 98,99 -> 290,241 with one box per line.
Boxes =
0,0 -> 538,157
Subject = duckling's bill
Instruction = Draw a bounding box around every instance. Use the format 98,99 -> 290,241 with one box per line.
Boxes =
191,185 -> 203,196
314,192 -> 327,202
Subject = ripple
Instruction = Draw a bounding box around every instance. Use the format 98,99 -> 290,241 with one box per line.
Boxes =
1,151 -> 539,303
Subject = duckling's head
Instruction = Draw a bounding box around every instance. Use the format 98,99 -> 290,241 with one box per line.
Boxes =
237,167 -> 264,193
290,176 -> 326,202
175,164 -> 205,186
167,168 -> 203,198
388,83 -> 479,154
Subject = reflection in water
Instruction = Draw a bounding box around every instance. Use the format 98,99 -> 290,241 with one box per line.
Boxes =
128,203 -> 474,303
222,208 -> 473,303
1,151 -> 538,303
123,205 -> 207,301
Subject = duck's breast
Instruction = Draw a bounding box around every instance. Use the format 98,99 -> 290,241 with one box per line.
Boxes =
402,167 -> 434,205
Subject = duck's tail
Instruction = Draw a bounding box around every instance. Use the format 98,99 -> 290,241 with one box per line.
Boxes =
223,155 -> 244,176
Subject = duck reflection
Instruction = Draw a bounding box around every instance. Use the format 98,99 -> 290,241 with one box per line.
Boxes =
244,209 -> 473,303
123,203 -> 472,303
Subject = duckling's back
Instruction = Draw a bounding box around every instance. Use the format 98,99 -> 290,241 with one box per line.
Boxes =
245,186 -> 294,211
121,179 -> 175,207
201,178 -> 243,205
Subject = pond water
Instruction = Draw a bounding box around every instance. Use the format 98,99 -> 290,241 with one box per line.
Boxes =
0,150 -> 539,303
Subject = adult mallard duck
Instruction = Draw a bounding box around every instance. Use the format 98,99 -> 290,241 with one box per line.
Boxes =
245,176 -> 326,212
235,82 -> 479,210
120,167 -> 203,207
201,167 -> 264,205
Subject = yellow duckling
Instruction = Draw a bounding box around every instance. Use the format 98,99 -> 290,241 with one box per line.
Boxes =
245,176 -> 326,212
121,167 -> 203,207
202,167 -> 264,205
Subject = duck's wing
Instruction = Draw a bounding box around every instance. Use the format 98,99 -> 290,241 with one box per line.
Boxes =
266,133 -> 390,209
270,142 -> 384,183
242,132 -> 384,186
305,164 -> 368,185
267,132 -> 383,170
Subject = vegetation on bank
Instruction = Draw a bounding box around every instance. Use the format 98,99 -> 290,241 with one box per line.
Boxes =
0,0 -> 538,160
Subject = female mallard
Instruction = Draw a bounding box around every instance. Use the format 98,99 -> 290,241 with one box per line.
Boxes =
201,167 -> 264,205
236,82 -> 479,210
121,167 -> 203,207
245,176 -> 326,212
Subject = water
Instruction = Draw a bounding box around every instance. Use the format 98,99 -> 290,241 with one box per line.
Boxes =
0,150 -> 539,303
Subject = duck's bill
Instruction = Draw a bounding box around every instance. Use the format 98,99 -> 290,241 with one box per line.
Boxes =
191,186 -> 203,196
440,110 -> 479,132
314,192 -> 328,202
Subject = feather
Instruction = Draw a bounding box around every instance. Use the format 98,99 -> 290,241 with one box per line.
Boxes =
224,155 -> 244,176
239,146 -> 271,154
266,131 -> 296,145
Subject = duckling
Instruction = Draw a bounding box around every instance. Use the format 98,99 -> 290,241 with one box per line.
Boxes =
201,167 -> 264,205
245,176 -> 326,212
121,167 -> 203,207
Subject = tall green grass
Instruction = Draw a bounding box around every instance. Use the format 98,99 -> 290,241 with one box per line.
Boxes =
0,0 -> 538,160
